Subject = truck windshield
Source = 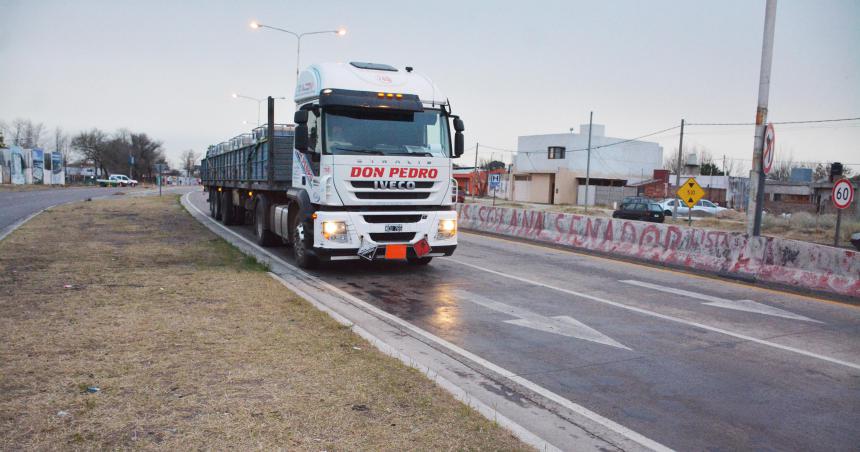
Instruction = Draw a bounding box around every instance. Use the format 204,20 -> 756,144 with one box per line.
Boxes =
324,108 -> 450,157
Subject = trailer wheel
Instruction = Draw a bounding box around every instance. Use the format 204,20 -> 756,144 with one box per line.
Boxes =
208,191 -> 216,217
292,220 -> 317,269
221,191 -> 236,225
253,195 -> 278,247
213,190 -> 223,220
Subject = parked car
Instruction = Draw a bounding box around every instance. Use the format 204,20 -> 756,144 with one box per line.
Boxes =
659,198 -> 726,216
96,174 -> 139,187
612,201 -> 665,223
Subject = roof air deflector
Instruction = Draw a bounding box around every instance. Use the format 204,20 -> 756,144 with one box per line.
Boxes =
350,61 -> 398,72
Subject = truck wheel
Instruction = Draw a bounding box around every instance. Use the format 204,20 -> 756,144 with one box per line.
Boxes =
254,195 -> 278,247
292,221 -> 317,269
407,256 -> 433,266
213,191 -> 223,220
208,191 -> 216,217
221,191 -> 235,225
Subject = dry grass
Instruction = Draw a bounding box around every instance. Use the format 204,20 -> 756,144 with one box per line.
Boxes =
0,195 -> 527,451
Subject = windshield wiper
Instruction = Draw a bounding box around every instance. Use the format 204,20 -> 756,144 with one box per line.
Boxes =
333,147 -> 384,155
388,151 -> 434,157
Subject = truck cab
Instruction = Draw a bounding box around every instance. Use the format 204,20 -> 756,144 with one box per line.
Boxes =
287,62 -> 464,266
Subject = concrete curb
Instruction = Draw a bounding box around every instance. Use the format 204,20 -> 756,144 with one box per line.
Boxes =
457,204 -> 859,301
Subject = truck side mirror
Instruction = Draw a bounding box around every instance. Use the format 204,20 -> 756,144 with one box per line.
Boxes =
453,118 -> 464,132
294,110 -> 308,124
294,123 -> 309,151
454,132 -> 464,158
452,117 -> 465,158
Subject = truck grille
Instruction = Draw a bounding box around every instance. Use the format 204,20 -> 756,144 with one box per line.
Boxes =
350,181 -> 434,189
369,232 -> 416,243
354,192 -> 431,200
363,214 -> 423,224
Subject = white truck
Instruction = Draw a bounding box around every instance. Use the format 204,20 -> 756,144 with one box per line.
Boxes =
201,62 -> 465,268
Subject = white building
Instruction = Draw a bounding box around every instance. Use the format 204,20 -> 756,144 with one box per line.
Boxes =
512,124 -> 663,205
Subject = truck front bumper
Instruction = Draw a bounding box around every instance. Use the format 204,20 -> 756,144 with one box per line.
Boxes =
310,210 -> 458,261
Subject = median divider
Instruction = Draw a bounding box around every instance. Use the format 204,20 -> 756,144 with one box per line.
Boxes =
457,204 -> 859,300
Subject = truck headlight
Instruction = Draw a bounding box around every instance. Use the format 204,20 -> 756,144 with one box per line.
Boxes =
436,219 -> 457,239
322,221 -> 349,242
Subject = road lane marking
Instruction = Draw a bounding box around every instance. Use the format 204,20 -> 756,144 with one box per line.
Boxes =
620,280 -> 822,323
457,290 -> 631,350
447,258 -> 860,371
182,192 -> 672,452
459,230 -> 858,309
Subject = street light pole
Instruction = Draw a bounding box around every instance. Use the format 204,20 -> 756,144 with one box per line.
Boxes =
232,93 -> 263,126
250,22 -> 346,97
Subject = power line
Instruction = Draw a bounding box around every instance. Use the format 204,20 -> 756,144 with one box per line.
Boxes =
687,116 -> 860,126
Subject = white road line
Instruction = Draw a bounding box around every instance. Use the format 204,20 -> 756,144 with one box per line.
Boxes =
447,258 -> 860,371
182,192 -> 672,452
620,280 -> 822,323
456,290 -> 631,350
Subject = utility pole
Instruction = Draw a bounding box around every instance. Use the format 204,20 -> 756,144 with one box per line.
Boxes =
747,0 -> 778,236
672,119 -> 685,219
584,111 -> 593,213
473,143 -> 479,196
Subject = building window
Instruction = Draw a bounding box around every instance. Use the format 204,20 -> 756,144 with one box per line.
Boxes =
514,175 -> 531,181
547,146 -> 566,159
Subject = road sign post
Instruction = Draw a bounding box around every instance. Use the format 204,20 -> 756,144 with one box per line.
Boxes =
676,177 -> 705,227
489,173 -> 501,207
832,178 -> 854,247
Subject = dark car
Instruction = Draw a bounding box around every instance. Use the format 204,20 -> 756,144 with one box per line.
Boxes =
612,201 -> 665,223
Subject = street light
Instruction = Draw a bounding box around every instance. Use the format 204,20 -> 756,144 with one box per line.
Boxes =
231,94 -> 287,126
249,21 -> 346,79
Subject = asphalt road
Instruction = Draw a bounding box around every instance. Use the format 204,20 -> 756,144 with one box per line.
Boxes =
203,191 -> 860,450
0,186 -> 193,239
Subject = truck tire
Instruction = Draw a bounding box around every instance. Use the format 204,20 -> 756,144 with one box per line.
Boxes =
407,256 -> 433,266
213,190 -> 223,220
208,191 -> 216,217
254,194 -> 278,247
221,191 -> 236,225
292,220 -> 317,269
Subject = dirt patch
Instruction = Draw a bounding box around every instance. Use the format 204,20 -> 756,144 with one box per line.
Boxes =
0,195 -> 528,450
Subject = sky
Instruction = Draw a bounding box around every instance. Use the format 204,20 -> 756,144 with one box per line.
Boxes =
1,0 -> 858,172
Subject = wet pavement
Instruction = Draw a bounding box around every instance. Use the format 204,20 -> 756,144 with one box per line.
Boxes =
188,191 -> 860,451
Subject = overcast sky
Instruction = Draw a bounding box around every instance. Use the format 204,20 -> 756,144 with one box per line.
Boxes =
1,0 -> 858,171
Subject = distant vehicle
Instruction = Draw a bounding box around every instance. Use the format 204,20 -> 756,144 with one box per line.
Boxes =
612,201 -> 665,223
621,196 -> 653,206
659,198 -> 726,216
97,174 -> 138,187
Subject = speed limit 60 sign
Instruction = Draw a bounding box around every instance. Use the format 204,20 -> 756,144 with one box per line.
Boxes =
832,178 -> 854,210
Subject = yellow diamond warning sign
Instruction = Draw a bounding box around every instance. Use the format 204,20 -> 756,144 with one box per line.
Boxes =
677,177 -> 705,208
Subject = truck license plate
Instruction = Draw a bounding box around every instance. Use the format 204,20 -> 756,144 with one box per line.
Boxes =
384,224 -> 403,232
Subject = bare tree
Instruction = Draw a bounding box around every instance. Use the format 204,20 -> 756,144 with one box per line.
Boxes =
180,149 -> 200,176
53,126 -> 73,164
8,118 -> 45,148
769,150 -> 795,181
71,129 -> 110,176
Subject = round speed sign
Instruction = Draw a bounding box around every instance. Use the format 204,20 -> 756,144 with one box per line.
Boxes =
832,178 -> 854,210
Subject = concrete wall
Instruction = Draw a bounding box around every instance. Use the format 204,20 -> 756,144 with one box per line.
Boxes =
457,204 -> 860,299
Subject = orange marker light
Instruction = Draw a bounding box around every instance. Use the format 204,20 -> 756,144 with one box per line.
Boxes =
396,93 -> 403,99
248,191 -> 253,197
377,92 -> 384,97
312,213 -> 318,220
386,93 -> 393,98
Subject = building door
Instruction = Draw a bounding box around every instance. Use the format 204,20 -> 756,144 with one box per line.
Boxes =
549,174 -> 556,204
